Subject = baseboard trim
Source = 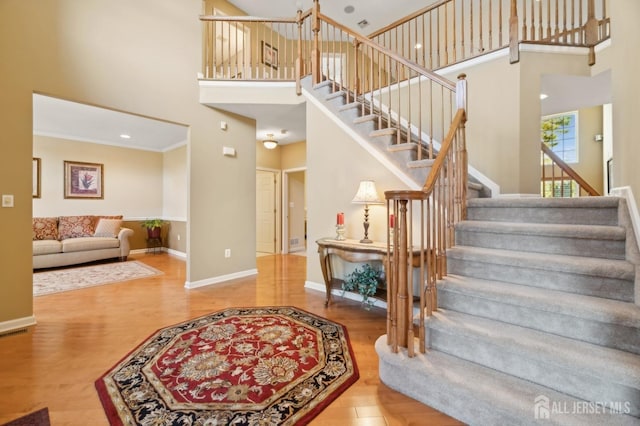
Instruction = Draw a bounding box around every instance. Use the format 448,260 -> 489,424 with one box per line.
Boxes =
185,269 -> 258,289
0,315 -> 37,336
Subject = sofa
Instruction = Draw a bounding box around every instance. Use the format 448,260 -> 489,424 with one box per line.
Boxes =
33,215 -> 133,269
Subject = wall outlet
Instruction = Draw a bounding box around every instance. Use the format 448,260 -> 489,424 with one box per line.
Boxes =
224,249 -> 231,258
177,234 -> 180,241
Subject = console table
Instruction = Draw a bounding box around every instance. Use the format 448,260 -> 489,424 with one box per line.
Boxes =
316,237 -> 426,306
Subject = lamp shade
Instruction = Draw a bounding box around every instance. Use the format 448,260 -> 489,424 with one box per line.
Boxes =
351,180 -> 383,204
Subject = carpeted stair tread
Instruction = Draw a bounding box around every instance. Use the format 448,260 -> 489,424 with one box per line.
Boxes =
456,220 -> 626,241
467,196 -> 621,209
376,337 -> 638,426
447,246 -> 635,280
466,196 -> 621,225
427,310 -> 640,393
438,274 -> 640,328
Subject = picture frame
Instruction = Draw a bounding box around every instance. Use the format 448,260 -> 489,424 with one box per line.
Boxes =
64,160 -> 104,199
261,41 -> 278,70
32,158 -> 41,198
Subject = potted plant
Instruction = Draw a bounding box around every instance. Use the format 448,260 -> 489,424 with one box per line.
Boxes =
342,263 -> 383,310
141,219 -> 165,239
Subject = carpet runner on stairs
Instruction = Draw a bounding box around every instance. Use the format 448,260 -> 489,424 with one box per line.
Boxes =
377,196 -> 640,425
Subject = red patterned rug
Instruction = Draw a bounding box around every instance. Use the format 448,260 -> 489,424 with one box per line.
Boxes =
95,306 -> 359,425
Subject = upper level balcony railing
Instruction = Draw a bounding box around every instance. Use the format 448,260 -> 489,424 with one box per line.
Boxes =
368,0 -> 610,69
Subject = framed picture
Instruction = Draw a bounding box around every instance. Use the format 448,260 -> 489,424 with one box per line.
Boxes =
261,41 -> 278,70
32,158 -> 41,198
64,161 -> 104,199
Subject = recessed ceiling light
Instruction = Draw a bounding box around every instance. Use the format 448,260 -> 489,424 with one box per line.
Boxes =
344,5 -> 355,14
120,134 -> 131,139
540,94 -> 548,100
357,19 -> 369,29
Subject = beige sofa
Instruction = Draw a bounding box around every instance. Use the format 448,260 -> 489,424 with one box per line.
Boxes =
33,215 -> 133,269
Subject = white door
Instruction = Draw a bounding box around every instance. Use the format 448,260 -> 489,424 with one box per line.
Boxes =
256,170 -> 276,253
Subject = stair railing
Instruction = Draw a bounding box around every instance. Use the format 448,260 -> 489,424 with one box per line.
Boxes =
200,10 -> 312,81
201,2 -> 469,357
385,105 -> 467,357
541,142 -> 600,197
368,0 -> 610,68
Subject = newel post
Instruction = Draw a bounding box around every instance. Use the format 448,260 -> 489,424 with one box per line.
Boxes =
456,73 -> 467,115
311,0 -> 321,85
509,0 -> 520,64
585,0 -> 598,65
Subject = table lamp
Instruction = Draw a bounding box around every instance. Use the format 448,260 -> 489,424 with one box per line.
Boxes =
351,180 -> 383,243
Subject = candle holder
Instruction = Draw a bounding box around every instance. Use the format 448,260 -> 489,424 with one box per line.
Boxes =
335,224 -> 346,240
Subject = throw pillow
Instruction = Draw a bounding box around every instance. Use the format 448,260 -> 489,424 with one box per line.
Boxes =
58,215 -> 96,240
94,218 -> 122,238
32,217 -> 58,240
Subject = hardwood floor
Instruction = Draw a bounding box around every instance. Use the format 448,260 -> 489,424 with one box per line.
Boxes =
0,253 -> 463,425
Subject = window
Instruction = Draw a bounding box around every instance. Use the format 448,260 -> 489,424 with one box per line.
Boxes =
541,112 -> 578,163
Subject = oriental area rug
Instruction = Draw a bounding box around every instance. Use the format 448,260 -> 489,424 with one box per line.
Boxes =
95,306 -> 359,426
33,261 -> 163,296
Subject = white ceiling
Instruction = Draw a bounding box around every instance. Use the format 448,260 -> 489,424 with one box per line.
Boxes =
33,94 -> 188,152
32,1 -> 611,151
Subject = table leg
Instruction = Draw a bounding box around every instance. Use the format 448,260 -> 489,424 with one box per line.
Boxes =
317,247 -> 332,306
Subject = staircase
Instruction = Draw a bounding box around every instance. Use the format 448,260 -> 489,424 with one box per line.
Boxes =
377,196 -> 640,425
304,77 -> 488,197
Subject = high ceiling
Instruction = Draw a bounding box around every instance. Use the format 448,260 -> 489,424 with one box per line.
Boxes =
32,1 -> 610,151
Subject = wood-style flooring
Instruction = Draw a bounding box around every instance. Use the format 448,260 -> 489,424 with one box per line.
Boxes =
0,253 -> 463,425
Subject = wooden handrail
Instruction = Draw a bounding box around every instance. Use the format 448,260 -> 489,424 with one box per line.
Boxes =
423,109 -> 466,192
318,13 -> 456,91
367,0 -> 451,39
541,143 -> 600,196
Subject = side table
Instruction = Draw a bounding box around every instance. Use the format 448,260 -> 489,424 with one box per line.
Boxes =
146,237 -> 162,254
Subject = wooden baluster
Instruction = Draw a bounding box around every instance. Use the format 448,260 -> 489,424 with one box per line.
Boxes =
296,10 -> 303,94
509,0 -> 519,63
451,1 -> 457,63
498,0 -> 504,47
311,0 -> 321,84
444,3 -> 449,65
469,0 -> 474,60
546,0 -> 552,38
530,0 -> 535,40
489,0 -> 493,51
538,0 -> 543,40
522,0 -> 528,41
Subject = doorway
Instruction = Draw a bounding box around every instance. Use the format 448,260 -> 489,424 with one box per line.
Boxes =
256,169 -> 279,254
283,168 -> 307,254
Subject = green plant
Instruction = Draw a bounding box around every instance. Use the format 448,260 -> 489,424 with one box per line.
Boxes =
141,219 -> 165,230
342,263 -> 382,309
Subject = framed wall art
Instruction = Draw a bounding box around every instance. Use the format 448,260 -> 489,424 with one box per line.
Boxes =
64,160 -> 104,199
33,157 -> 41,198
261,41 -> 278,70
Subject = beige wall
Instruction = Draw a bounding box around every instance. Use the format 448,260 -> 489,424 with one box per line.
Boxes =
609,1 -> 640,202
163,145 -> 187,221
0,0 -> 256,329
33,136 -> 164,218
306,101 -> 410,284
256,140 -> 281,169
442,57 -> 521,193
281,141 -> 306,170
